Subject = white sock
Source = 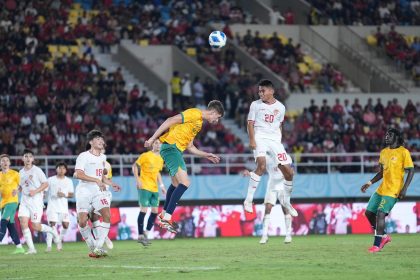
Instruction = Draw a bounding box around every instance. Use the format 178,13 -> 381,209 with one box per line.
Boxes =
246,172 -> 261,202
78,224 -> 95,249
96,222 -> 110,249
163,213 -> 172,220
46,232 -> 53,248
283,180 -> 293,205
23,228 -> 35,251
60,228 -> 68,241
92,220 -> 101,240
285,214 -> 292,237
262,214 -> 270,237
40,224 -> 53,234
16,244 -> 23,249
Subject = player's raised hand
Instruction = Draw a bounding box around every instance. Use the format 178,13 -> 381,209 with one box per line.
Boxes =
206,153 -> 220,164
144,138 -> 154,148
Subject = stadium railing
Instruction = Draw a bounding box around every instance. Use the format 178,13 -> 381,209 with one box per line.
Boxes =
8,152 -> 420,176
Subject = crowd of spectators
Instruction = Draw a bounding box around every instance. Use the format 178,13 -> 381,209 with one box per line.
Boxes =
0,0 -> 418,176
0,0 -> 245,159
370,25 -> 420,85
234,30 -> 347,93
307,0 -> 420,26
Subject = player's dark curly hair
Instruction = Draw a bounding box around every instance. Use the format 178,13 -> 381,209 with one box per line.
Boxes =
387,128 -> 404,146
207,100 -> 225,117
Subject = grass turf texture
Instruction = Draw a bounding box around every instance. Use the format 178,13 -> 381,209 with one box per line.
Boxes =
1,234 -> 419,280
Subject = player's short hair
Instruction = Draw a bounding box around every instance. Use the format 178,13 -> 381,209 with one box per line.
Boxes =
56,162 -> 68,169
87,130 -> 104,141
258,79 -> 275,89
387,128 -> 404,145
0,154 -> 10,160
207,100 -> 225,117
23,149 -> 34,156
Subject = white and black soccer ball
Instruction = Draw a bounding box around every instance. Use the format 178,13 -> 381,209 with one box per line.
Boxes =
208,31 -> 227,49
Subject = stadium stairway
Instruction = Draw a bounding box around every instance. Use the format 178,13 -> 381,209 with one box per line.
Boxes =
222,118 -> 249,145
92,46 -> 159,104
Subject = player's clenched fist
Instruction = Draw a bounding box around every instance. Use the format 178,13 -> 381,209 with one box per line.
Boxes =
144,138 -> 154,148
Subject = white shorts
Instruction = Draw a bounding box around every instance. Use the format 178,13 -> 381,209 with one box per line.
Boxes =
47,211 -> 70,223
264,177 -> 284,205
18,203 -> 43,223
92,190 -> 112,215
254,138 -> 292,165
76,187 -> 96,213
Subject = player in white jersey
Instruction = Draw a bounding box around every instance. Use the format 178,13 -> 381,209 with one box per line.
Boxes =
45,162 -> 74,252
18,149 -> 60,254
244,79 -> 296,217
74,130 -> 120,258
243,153 -> 297,244
89,149 -> 114,250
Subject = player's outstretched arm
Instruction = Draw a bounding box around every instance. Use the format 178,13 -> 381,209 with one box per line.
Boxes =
186,142 -> 220,163
145,114 -> 183,147
398,168 -> 414,200
361,165 -> 383,193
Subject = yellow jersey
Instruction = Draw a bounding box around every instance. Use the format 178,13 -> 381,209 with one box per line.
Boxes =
0,169 -> 20,208
171,76 -> 181,95
159,108 -> 203,152
377,146 -> 414,198
135,151 -> 164,192
105,161 -> 112,179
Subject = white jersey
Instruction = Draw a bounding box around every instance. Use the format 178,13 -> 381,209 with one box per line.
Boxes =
75,151 -> 106,195
47,175 -> 74,213
19,165 -> 48,207
247,99 -> 285,141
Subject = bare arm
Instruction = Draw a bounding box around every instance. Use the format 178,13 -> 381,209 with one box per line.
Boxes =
145,114 -> 183,147
29,182 -> 49,197
187,141 -> 220,163
157,172 -> 166,194
398,168 -> 415,200
102,175 -> 121,192
132,162 -> 142,189
361,165 -> 383,193
247,121 -> 256,150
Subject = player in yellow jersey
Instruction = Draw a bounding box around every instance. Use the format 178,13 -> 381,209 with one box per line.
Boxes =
132,140 -> 166,245
145,100 -> 224,233
361,128 -> 414,253
0,154 -> 25,254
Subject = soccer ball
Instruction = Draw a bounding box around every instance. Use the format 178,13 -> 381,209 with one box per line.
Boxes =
208,31 -> 227,49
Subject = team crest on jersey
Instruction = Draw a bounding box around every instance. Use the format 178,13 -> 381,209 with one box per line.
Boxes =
391,156 -> 397,162
273,110 -> 279,116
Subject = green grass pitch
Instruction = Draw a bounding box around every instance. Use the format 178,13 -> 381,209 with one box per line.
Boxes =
1,234 -> 419,280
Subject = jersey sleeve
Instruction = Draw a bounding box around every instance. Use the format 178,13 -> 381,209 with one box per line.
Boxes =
403,149 -> 414,169
378,150 -> 384,166
67,178 -> 75,193
37,167 -> 48,183
75,153 -> 86,171
279,104 -> 285,123
182,108 -> 201,124
247,102 -> 256,122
